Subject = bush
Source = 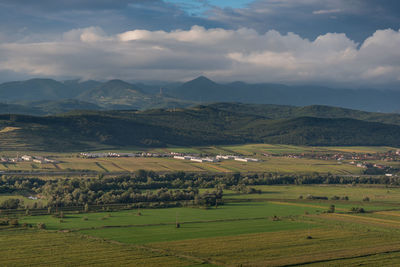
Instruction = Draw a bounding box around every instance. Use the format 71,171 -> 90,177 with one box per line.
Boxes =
341,196 -> 349,201
0,199 -> 20,209
9,219 -> 19,227
328,205 -> 335,213
363,196 -> 370,202
306,195 -> 328,200
37,222 -> 46,229
331,196 -> 340,200
351,207 -> 365,213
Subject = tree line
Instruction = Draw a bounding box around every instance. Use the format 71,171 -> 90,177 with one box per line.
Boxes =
0,170 -> 399,210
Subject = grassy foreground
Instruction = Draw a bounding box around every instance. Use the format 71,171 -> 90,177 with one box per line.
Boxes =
4,184 -> 400,266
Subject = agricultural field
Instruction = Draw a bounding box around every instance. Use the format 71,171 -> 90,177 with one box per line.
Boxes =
1,143 -> 387,175
1,184 -> 398,266
0,229 -> 201,266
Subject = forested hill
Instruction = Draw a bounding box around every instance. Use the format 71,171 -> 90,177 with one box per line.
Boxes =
0,103 -> 399,151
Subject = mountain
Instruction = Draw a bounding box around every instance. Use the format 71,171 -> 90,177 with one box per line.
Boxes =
167,76 -> 227,102
0,103 -> 399,151
0,79 -> 69,101
1,77 -> 400,113
78,79 -> 194,110
167,77 -> 400,113
0,78 -> 195,113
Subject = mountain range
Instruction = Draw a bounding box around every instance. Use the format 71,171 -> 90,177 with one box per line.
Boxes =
0,76 -> 399,114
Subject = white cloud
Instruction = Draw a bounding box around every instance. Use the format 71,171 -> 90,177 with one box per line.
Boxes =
0,26 -> 399,85
313,9 -> 341,15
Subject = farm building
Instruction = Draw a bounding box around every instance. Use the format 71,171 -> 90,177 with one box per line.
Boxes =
21,155 -> 32,161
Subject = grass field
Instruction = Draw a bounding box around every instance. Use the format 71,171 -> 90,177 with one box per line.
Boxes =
0,229 -> 202,266
20,202 -> 320,231
224,184 -> 400,203
0,195 -> 47,207
3,184 -> 400,266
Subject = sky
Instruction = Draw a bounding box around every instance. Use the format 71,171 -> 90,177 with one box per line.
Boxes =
0,0 -> 399,88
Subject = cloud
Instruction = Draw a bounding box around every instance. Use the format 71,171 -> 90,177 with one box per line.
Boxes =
313,9 -> 341,15
206,0 -> 400,42
0,26 -> 399,86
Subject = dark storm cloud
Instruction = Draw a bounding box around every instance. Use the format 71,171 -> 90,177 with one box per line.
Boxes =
0,0 -> 152,11
207,0 -> 400,42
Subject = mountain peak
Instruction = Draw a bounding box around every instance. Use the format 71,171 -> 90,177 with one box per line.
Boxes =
185,76 -> 217,85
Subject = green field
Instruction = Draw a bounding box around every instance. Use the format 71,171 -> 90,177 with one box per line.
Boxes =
0,229 -> 202,266
2,151 -> 400,266
20,202 -> 319,231
224,184 -> 400,202
10,184 -> 400,266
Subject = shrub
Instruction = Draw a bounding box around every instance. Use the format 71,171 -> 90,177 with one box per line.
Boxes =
328,205 -> 335,213
351,207 -> 365,213
9,219 -> 19,227
306,195 -> 328,200
363,196 -> 370,202
37,222 -> 46,229
0,199 -> 20,209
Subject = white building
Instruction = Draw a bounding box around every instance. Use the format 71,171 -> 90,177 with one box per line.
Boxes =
174,155 -> 192,160
21,155 -> 32,161
216,155 -> 235,160
234,157 -> 260,162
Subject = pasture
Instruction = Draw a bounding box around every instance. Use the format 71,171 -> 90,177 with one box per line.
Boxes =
3,184 -> 400,265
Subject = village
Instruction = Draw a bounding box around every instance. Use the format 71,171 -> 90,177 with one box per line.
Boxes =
79,151 -> 261,163
0,154 -> 58,164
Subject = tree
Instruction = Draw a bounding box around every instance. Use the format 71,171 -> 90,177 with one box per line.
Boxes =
0,198 -> 20,209
328,205 -> 335,213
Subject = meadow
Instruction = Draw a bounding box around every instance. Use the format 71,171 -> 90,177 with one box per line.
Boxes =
5,184 -> 399,266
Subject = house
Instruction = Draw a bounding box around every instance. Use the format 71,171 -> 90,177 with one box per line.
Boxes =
234,157 -> 260,162
33,159 -> 45,164
21,155 -> 32,161
216,155 -> 234,160
174,156 -> 192,160
10,157 -> 21,163
190,158 -> 206,163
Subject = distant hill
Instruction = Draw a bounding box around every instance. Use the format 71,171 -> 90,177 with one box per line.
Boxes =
0,103 -> 46,116
208,103 -> 400,126
0,79 -> 70,101
167,77 -> 400,113
0,103 -> 399,151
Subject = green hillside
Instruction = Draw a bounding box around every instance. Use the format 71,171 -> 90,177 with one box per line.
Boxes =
0,103 -> 399,151
209,103 -> 400,125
